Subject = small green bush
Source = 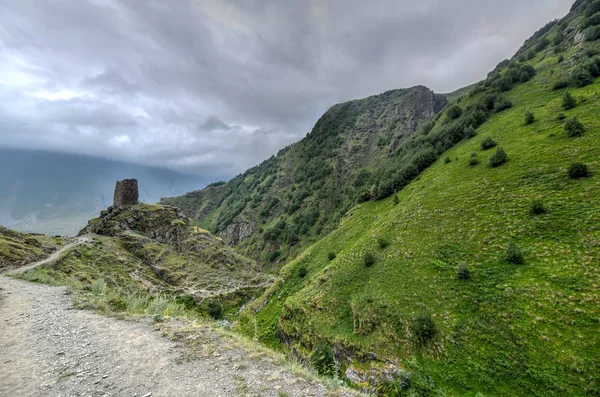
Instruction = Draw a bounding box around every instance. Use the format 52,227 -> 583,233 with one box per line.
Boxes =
378,237 -> 390,249
562,92 -> 577,109
457,264 -> 471,281
447,105 -> 463,120
483,94 -> 497,110
364,252 -> 376,267
506,242 -> 524,264
553,80 -> 570,90
557,112 -> 567,121
568,163 -> 589,179
469,157 -> 480,166
393,194 -> 400,205
481,136 -> 497,150
297,265 -> 308,278
444,157 -> 452,164
327,252 -> 336,261
558,54 -> 565,63
529,200 -> 547,215
586,25 -> 600,41
495,97 -> 513,112
358,188 -> 373,203
535,37 -> 550,52
564,117 -> 585,137
309,342 -> 336,377
524,110 -> 535,125
489,147 -> 507,167
464,125 -> 477,139
266,249 -> 282,262
411,309 -> 437,346
553,30 -> 565,45
207,300 -> 223,319
571,67 -> 594,87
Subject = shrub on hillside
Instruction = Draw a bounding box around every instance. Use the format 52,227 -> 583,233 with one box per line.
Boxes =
524,110 -> 536,125
457,264 -> 471,281
553,30 -> 565,45
410,309 -> 437,346
535,37 -> 550,52
207,300 -> 223,319
464,125 -> 477,139
571,67 -> 594,87
562,92 -> 577,109
310,342 -> 336,377
378,237 -> 390,249
529,200 -> 547,215
568,163 -> 589,179
564,117 -> 585,137
489,147 -> 508,167
520,65 -> 537,81
358,188 -> 373,203
297,265 -> 308,278
557,112 -> 567,121
364,252 -> 376,267
483,94 -> 497,110
266,249 -> 281,262
506,242 -> 524,264
444,157 -> 452,164
327,252 -> 336,261
584,59 -> 600,77
469,156 -> 480,166
393,194 -> 400,205
585,12 -> 600,27
481,136 -> 497,150
495,97 -> 513,112
558,54 -> 565,63
586,26 -> 600,41
447,105 -> 463,120
587,0 -> 600,16
553,79 -> 570,90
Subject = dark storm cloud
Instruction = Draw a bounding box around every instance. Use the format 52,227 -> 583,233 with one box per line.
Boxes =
0,0 -> 573,176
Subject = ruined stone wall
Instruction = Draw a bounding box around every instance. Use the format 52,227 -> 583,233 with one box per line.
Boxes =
113,179 -> 139,207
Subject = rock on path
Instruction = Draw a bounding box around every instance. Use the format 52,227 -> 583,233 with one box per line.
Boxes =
0,276 -> 356,397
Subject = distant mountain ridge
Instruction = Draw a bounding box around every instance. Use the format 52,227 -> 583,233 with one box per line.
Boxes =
0,148 -> 208,236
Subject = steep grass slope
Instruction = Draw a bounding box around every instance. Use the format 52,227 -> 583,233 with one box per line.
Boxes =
239,3 -> 600,396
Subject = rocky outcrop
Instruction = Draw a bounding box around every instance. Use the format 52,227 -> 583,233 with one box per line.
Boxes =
220,219 -> 256,246
79,203 -> 191,247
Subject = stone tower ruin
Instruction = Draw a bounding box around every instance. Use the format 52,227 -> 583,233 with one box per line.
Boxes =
113,179 -> 139,207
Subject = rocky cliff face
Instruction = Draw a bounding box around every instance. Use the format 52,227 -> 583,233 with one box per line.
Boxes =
162,86 -> 447,265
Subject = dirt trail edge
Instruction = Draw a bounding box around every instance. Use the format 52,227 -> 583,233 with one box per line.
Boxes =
6,237 -> 93,276
0,262 -> 357,396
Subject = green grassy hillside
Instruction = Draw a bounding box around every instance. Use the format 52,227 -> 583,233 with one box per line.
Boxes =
0,226 -> 62,269
161,86 -> 446,267
239,2 -> 600,395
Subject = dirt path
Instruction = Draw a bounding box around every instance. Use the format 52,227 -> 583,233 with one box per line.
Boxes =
7,236 -> 93,275
0,277 -> 356,396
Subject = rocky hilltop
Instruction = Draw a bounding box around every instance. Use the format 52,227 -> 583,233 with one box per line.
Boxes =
64,180 -> 272,307
162,86 -> 447,266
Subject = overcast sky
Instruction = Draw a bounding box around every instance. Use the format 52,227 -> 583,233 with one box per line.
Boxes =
0,0 -> 573,178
